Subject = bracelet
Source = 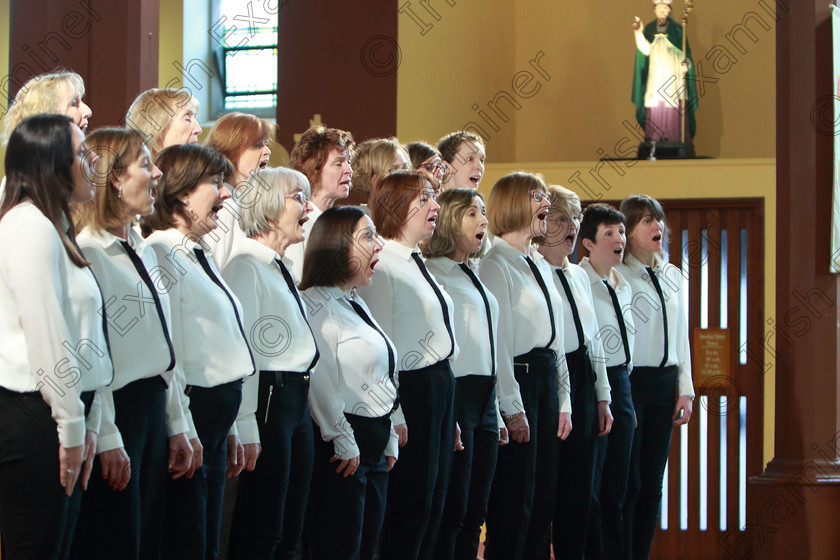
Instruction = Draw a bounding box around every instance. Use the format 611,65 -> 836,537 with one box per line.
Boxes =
503,412 -> 522,421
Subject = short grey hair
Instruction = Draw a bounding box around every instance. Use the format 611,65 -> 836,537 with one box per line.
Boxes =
238,167 -> 311,238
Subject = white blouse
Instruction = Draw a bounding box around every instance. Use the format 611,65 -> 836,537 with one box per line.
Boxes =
541,258 -> 611,404
478,237 -> 571,416
616,253 -> 694,397
78,226 -> 189,453
0,203 -> 113,448
579,258 -> 636,370
304,285 -> 399,461
425,257 -> 499,379
221,239 -> 319,445
145,228 -> 255,439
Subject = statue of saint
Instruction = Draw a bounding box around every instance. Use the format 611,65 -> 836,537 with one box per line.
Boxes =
632,0 -> 697,145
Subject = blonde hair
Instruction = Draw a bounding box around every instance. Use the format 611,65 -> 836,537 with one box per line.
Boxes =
3,70 -> 85,143
125,88 -> 198,155
487,172 -> 547,236
349,137 -> 409,196
422,188 -> 485,259
533,184 -> 581,246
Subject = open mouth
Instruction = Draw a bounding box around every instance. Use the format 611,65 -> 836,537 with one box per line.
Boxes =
369,258 -> 379,273
652,234 -> 662,242
476,232 -> 485,241
428,215 -> 437,225
258,160 -> 269,169
537,211 -> 549,221
211,201 -> 225,214
298,216 -> 309,227
613,247 -> 623,254
469,175 -> 481,186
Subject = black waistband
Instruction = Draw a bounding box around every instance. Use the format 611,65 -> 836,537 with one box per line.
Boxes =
401,359 -> 452,376
631,365 -> 678,376
184,378 -> 244,395
260,370 -> 311,385
117,375 -> 167,393
606,364 -> 630,376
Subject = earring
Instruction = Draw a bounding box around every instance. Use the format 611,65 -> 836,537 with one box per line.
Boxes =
117,186 -> 122,199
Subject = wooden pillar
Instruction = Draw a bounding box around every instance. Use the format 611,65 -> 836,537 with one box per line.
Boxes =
6,0 -> 158,128
744,2 -> 840,559
275,0 -> 397,149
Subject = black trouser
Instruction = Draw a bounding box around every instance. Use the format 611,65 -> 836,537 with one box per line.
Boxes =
379,360 -> 455,560
623,365 -> 677,560
551,347 -> 599,560
0,387 -> 82,560
307,413 -> 391,560
162,379 -> 242,560
57,391 -> 94,560
227,371 -> 313,560
71,376 -> 168,560
586,365 -> 635,560
435,375 -> 498,560
485,348 -> 558,560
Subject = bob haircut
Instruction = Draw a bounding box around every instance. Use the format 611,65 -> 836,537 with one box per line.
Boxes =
369,170 -> 431,240
140,143 -> 231,235
533,184 -> 581,246
437,130 -> 484,164
487,171 -> 547,237
619,194 -> 669,261
406,141 -> 440,170
237,167 -> 311,239
351,137 -> 410,196
422,188 -> 486,259
0,113 -> 87,267
3,70 -> 86,143
125,88 -> 199,154
289,126 -> 355,191
298,205 -> 368,291
206,112 -> 277,181
75,128 -> 148,232
579,203 -> 625,245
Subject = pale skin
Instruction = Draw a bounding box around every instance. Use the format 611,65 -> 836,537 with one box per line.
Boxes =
500,189 -> 573,442
334,216 -> 399,474
626,213 -> 693,426
392,182 -> 442,449
244,189 -> 314,475
309,149 -> 352,211
538,205 -> 613,437
173,175 -> 235,478
99,144 -> 193,487
448,196 -> 508,447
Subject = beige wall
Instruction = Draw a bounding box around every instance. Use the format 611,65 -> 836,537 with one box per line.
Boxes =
397,0 -> 777,163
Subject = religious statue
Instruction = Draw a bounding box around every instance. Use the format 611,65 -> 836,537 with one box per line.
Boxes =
632,0 -> 697,155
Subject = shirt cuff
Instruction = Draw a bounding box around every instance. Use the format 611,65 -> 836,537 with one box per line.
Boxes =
498,393 -> 525,418
57,416 -> 87,448
332,434 -> 360,461
237,416 -> 260,446
96,431 -> 125,454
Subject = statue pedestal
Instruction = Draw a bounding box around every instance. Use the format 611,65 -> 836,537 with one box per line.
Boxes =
637,141 -> 696,159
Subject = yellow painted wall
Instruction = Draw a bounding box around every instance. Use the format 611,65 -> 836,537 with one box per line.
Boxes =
397,0 -> 776,164
0,0 -> 9,171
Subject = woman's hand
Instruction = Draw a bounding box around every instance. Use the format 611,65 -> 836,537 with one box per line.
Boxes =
505,412 -> 530,443
557,412 -> 572,441
386,456 -> 397,471
82,429 -> 97,490
673,395 -> 693,426
597,401 -> 614,436
186,437 -> 203,479
99,447 -> 131,491
226,435 -> 245,479
167,433 -> 193,480
331,454 -> 360,477
395,423 -> 408,447
243,443 -> 261,472
454,422 -> 464,451
59,444 -> 85,496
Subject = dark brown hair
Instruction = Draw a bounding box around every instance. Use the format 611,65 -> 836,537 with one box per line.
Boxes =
299,206 -> 368,290
619,194 -> 668,261
0,113 -> 88,266
140,143 -> 231,236
579,203 -> 625,244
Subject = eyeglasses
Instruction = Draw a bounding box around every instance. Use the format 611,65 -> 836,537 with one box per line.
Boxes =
286,191 -> 308,205
531,191 -> 549,203
547,214 -> 583,226
422,162 -> 448,174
